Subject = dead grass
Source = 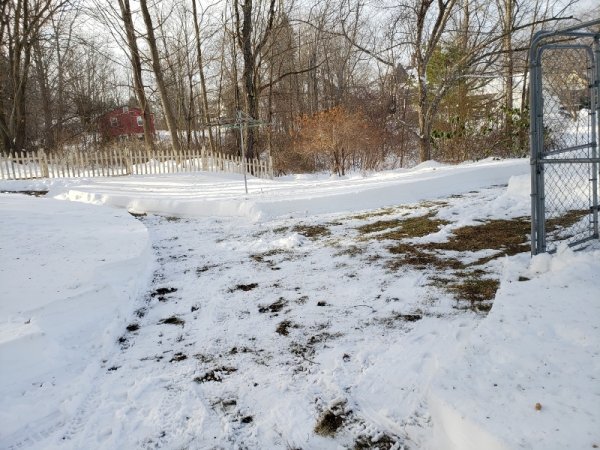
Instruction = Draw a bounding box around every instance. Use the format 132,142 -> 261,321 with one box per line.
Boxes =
447,277 -> 499,313
358,213 -> 449,241
547,209 -> 589,231
387,244 -> 463,271
425,218 -> 530,256
334,246 -> 364,258
349,207 -> 397,220
292,224 -> 331,239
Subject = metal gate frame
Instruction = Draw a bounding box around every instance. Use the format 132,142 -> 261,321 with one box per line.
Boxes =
530,18 -> 600,255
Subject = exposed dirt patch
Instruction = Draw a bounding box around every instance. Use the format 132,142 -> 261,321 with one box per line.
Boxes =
259,297 -> 287,314
193,366 -> 237,383
292,224 -> 331,239
169,352 -> 187,363
128,211 -> 147,218
229,283 -> 259,292
275,320 -> 296,336
314,402 -> 349,437
126,323 -> 140,332
151,287 -> 178,301
159,316 -> 185,326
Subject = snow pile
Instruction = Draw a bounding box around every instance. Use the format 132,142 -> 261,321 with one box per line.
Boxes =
36,158 -> 528,221
0,195 -> 153,445
429,246 -> 600,450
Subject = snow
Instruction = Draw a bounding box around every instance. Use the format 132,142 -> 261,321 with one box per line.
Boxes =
0,196 -> 153,444
0,157 -> 598,449
430,246 -> 600,450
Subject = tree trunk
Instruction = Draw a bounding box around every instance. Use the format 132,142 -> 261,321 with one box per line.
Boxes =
234,0 -> 277,160
139,0 -> 181,152
191,0 -> 215,153
118,0 -> 155,151
503,0 -> 515,154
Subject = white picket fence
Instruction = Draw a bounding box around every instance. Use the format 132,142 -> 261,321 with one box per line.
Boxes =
0,147 -> 273,180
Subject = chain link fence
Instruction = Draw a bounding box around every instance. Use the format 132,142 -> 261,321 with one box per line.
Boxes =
530,19 -> 600,254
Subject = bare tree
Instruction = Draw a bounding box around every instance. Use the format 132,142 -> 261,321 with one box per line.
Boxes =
0,0 -> 69,153
233,0 -> 277,159
139,0 -> 180,152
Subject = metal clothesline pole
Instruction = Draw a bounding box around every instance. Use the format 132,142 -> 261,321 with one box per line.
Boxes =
237,110 -> 248,195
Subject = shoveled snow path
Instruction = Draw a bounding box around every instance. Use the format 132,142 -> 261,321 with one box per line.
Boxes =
28,201 -> 487,449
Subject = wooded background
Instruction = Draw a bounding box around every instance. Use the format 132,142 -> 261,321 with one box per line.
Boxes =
1,0 -> 597,175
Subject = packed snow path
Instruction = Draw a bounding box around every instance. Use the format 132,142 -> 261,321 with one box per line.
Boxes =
51,212 -> 467,449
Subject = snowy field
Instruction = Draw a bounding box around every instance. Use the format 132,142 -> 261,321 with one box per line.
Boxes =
0,158 -> 598,450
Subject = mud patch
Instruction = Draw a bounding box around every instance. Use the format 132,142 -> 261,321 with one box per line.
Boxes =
230,283 -> 259,292
159,316 -> 185,326
126,323 -> 140,332
314,402 -> 349,437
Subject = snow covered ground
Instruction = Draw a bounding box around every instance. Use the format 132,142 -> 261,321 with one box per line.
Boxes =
0,158 -> 598,449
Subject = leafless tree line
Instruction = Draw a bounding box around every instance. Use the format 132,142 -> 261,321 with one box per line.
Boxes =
1,0 -> 593,173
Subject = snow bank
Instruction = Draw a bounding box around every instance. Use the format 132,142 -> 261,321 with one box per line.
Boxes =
0,195 -> 153,445
429,247 -> 600,450
29,158 -> 529,221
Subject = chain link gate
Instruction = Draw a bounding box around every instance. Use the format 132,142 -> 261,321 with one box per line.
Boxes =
530,19 -> 600,255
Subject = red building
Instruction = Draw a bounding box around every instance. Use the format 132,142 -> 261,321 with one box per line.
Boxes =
98,106 -> 155,140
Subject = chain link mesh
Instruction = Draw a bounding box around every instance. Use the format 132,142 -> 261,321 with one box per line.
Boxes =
536,42 -> 598,253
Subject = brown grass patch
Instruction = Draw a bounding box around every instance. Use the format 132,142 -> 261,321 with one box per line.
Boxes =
292,224 -> 331,239
387,244 -> 463,271
358,213 -> 449,240
546,209 -> 589,231
349,207 -> 397,220
426,217 -> 530,256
